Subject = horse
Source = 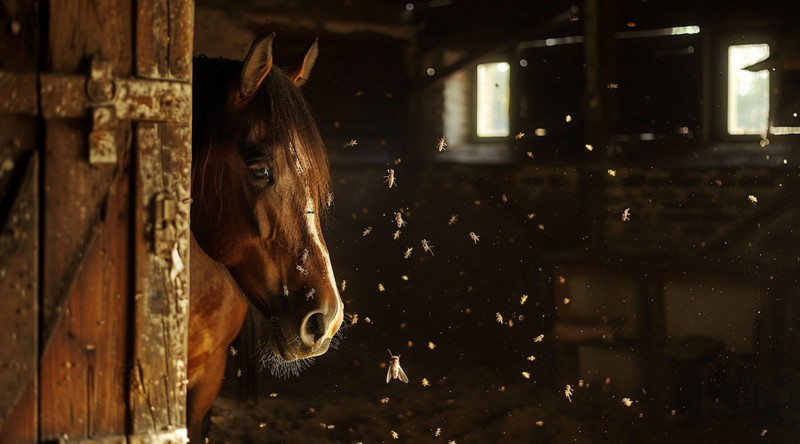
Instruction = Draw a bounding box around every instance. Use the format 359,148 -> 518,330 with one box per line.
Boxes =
186,34 -> 344,441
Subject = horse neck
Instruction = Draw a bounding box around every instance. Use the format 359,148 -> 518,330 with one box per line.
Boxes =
189,233 -> 249,362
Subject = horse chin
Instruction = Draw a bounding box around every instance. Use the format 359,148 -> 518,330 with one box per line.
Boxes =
275,328 -> 333,360
258,318 -> 318,379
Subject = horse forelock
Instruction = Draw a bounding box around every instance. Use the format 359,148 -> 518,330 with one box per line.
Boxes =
254,68 -> 332,220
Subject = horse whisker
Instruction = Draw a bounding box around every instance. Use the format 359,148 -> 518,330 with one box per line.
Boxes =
258,347 -> 316,379
250,339 -> 272,359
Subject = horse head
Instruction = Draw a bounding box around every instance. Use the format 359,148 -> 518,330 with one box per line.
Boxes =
191,35 -> 343,372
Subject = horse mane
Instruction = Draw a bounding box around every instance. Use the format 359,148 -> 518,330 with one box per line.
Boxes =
192,55 -> 332,219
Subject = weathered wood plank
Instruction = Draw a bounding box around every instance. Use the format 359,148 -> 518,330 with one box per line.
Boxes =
0,3 -> 40,442
47,0 -> 133,74
136,0 -> 169,78
42,0 -> 133,338
0,153 -> 37,443
137,0 -> 194,80
0,377 -> 37,444
39,168 -> 131,440
131,121 -> 190,434
40,0 -> 134,440
0,71 -> 38,115
168,0 -> 195,81
0,116 -> 38,241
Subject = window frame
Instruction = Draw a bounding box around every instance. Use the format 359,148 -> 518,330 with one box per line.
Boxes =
726,43 -> 770,136
709,30 -> 774,143
467,58 -> 514,145
471,59 -> 513,143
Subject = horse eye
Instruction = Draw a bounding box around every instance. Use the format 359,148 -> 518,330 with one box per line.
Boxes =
249,165 -> 274,184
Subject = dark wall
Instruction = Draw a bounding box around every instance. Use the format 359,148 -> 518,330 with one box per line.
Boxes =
195,6 -> 412,163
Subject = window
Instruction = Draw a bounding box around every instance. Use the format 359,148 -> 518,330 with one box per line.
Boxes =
727,43 -> 770,135
476,62 -> 510,137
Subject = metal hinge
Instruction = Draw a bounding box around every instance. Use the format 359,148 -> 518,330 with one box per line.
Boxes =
0,59 -> 191,164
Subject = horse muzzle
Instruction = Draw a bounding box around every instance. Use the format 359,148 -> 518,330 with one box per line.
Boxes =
270,297 -> 343,361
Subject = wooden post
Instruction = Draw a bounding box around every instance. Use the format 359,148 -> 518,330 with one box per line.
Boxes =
581,0 -> 618,250
129,0 -> 193,440
582,0 -> 617,153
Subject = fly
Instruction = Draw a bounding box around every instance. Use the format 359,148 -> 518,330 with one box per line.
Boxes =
299,248 -> 309,264
395,211 -> 407,228
436,136 -> 447,152
386,349 -> 409,383
421,239 -> 434,256
384,169 -> 397,188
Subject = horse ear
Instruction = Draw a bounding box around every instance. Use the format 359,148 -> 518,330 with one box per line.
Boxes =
289,38 -> 319,87
240,33 -> 276,98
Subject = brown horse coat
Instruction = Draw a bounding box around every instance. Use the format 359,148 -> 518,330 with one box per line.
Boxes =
187,35 -> 342,441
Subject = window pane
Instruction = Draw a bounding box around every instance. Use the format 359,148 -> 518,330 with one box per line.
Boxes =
727,44 -> 769,135
477,62 -> 510,137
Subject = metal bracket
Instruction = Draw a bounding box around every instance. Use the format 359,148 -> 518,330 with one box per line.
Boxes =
152,192 -> 178,258
87,60 -> 118,164
0,61 -> 191,165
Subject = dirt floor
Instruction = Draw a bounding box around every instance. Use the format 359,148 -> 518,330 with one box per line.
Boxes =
204,329 -> 793,444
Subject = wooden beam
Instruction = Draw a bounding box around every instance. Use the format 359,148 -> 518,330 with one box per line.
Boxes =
415,7 -> 577,92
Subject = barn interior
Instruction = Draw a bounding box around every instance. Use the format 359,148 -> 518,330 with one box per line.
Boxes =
3,0 -> 795,442
189,0 -> 800,442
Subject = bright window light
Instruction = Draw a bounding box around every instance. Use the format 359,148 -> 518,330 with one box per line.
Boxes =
477,62 -> 510,137
670,25 -> 700,36
728,43 -> 770,135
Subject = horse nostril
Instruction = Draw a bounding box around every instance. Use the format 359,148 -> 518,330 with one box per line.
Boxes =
301,312 -> 326,346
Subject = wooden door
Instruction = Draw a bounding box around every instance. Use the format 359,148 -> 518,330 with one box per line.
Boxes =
0,1 -> 193,442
